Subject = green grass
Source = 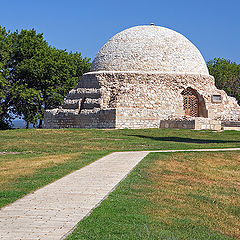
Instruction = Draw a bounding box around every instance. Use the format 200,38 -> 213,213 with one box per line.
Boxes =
0,151 -> 108,207
1,128 -> 240,208
67,151 -> 240,240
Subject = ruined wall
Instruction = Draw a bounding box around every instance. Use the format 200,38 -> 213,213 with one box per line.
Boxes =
44,109 -> 116,129
159,118 -> 221,131
116,108 -> 162,129
92,71 -> 240,122
44,71 -> 240,129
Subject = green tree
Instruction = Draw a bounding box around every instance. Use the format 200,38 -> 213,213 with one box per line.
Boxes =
5,28 -> 90,128
0,26 -> 16,129
39,49 -> 90,128
207,58 -> 240,104
7,29 -> 48,128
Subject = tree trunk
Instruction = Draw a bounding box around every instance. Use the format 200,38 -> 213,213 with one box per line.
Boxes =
26,121 -> 29,129
38,119 -> 43,128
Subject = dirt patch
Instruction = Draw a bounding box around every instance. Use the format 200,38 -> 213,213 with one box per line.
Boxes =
0,153 -> 79,185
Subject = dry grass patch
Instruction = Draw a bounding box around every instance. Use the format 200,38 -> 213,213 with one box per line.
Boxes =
0,153 -> 79,185
146,152 -> 240,238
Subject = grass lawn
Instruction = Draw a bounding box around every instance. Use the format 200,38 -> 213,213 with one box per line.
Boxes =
0,128 -> 240,209
67,151 -> 240,240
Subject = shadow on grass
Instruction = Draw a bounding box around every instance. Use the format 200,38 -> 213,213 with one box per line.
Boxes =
127,135 -> 240,144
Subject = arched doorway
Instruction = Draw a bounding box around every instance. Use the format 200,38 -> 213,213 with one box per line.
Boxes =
181,88 -> 199,117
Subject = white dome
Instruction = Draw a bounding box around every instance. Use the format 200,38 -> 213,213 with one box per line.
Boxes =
91,25 -> 209,75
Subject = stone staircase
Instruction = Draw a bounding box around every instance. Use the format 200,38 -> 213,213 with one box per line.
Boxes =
62,88 -> 101,112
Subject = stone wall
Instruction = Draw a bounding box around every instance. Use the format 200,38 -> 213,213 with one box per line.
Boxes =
44,109 -> 116,129
160,118 -> 221,131
116,108 -> 161,129
92,71 -> 240,122
222,121 -> 240,127
195,118 -> 221,130
160,119 -> 195,129
44,71 -> 240,129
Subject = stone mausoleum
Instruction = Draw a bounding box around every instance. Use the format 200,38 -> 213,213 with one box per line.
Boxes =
44,25 -> 240,130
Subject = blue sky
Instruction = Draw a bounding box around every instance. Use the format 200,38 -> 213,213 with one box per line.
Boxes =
1,0 -> 239,63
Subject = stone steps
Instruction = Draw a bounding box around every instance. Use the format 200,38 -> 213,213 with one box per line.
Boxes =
62,96 -> 101,110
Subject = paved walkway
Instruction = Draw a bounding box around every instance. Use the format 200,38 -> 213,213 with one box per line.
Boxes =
1,148 -> 240,239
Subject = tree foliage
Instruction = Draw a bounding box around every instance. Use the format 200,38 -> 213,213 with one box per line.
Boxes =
207,58 -> 240,104
0,26 -> 90,129
0,26 -> 15,129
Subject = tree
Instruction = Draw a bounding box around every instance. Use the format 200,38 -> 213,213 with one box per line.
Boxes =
0,26 -> 15,129
7,29 -> 48,128
38,49 -> 90,128
3,28 -> 91,128
207,58 -> 240,104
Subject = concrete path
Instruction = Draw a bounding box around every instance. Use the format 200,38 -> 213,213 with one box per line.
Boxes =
0,151 -> 148,240
0,148 -> 240,240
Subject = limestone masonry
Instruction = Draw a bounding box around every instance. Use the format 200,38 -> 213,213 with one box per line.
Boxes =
44,25 -> 240,130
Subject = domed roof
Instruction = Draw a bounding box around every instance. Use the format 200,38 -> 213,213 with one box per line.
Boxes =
90,25 -> 209,75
